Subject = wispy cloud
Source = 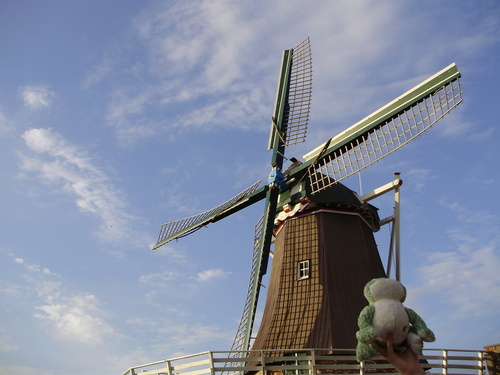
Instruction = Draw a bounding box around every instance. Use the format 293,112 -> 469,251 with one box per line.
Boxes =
81,46 -> 122,90
0,110 -> 13,136
35,293 -> 121,344
19,85 -> 54,109
406,168 -> 434,192
196,268 -> 230,282
13,257 -> 53,275
120,315 -> 233,361
416,240 -> 500,315
156,321 -> 232,349
83,0 -> 495,153
139,270 -> 181,288
2,250 -> 122,345
410,201 -> 500,321
139,267 -> 230,289
100,0 -> 283,144
98,0 -> 456,147
19,128 -> 148,248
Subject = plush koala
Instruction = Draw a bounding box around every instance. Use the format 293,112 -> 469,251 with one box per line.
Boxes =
356,278 -> 435,361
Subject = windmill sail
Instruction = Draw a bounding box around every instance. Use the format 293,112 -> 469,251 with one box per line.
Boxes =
233,38 -> 313,353
229,215 -> 264,354
153,38 -> 313,252
292,63 -> 462,194
268,37 -> 312,150
153,180 -> 264,249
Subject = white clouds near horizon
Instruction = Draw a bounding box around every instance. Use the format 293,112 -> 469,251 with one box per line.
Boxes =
406,198 -> 500,347
34,293 -> 120,344
1,250 -> 121,346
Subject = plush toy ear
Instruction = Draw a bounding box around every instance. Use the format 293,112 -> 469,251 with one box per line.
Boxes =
400,282 -> 407,303
363,278 -> 381,302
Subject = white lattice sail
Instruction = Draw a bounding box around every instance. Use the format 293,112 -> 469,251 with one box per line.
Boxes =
304,63 -> 462,194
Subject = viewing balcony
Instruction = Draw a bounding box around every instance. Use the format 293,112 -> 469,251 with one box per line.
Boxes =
121,347 -> 498,375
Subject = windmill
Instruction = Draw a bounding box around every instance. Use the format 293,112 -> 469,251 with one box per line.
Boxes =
153,38 -> 462,352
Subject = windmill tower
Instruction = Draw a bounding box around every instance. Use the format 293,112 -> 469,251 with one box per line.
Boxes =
153,38 -> 462,353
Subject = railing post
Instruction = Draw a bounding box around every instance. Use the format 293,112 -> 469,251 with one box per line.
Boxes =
261,350 -> 266,375
478,351 -> 484,375
166,358 -> 173,375
208,351 -> 215,375
359,360 -> 365,375
310,349 -> 316,375
442,349 -> 448,374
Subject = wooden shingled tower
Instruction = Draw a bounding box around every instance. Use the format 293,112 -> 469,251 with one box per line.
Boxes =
252,200 -> 386,350
152,38 -> 463,354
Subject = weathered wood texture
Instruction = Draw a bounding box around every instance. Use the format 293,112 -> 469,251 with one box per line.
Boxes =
251,211 -> 386,351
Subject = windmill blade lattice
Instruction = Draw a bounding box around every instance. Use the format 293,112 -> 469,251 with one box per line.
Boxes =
268,37 -> 312,150
230,37 -> 314,354
281,37 -> 312,146
153,180 -> 262,249
229,214 -> 264,355
303,63 -> 462,194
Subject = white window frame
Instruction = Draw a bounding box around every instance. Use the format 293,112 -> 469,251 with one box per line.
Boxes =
297,260 -> 310,280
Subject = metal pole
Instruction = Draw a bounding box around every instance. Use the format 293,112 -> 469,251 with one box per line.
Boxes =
394,172 -> 401,281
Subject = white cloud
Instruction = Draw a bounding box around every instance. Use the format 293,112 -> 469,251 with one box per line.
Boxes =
102,0 -> 280,143
196,268 -> 230,282
0,110 -> 13,136
416,242 -> 500,315
119,316 -> 233,363
13,257 -> 53,275
81,49 -> 119,90
410,202 -> 500,319
439,199 -> 498,228
19,85 -> 54,109
139,267 -> 229,290
34,294 -> 120,344
139,270 -> 180,287
106,89 -> 153,125
100,0 -> 445,146
0,328 -> 18,353
86,0 -> 495,152
2,251 -> 122,346
406,168 -> 434,193
20,128 -> 148,247
155,320 -> 232,350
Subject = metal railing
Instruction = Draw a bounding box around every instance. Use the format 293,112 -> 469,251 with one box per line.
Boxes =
122,347 -> 495,375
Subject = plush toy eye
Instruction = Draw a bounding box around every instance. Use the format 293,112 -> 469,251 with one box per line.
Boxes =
402,325 -> 409,333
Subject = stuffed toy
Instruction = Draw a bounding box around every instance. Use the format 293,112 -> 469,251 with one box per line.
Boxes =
356,277 -> 435,361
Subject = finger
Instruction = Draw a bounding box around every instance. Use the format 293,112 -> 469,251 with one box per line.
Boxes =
375,339 -> 389,358
386,333 -> 395,354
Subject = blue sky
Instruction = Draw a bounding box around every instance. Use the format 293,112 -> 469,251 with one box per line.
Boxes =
1,1 -> 499,374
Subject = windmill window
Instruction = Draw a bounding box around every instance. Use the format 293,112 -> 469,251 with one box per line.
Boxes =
297,260 -> 310,280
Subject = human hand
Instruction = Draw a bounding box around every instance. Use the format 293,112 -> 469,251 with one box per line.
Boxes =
376,334 -> 427,375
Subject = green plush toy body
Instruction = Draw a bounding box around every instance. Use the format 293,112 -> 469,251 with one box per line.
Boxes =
356,278 -> 435,362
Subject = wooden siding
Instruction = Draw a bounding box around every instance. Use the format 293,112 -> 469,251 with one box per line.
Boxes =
251,210 -> 386,351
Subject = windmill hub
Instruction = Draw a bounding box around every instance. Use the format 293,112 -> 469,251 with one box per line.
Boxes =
267,168 -> 286,189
